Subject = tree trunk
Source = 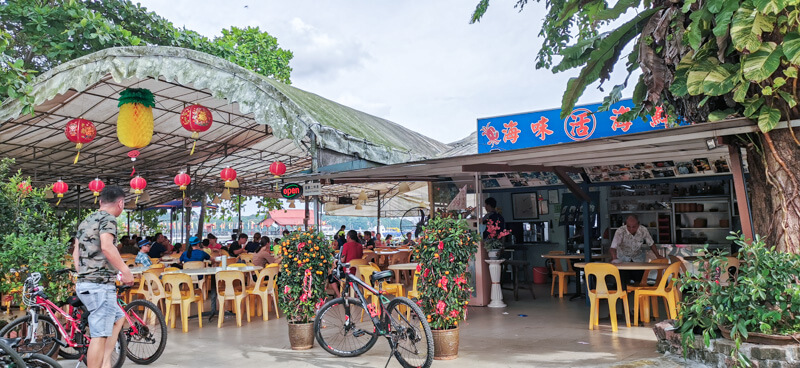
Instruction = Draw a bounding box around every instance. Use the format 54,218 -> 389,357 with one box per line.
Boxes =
747,129 -> 800,253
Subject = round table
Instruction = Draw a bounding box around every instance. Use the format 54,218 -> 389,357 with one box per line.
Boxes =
573,262 -> 669,270
387,263 -> 418,284
162,265 -> 263,276
129,266 -> 149,275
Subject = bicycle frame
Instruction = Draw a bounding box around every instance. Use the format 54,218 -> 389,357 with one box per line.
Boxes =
336,271 -> 392,334
25,292 -> 143,352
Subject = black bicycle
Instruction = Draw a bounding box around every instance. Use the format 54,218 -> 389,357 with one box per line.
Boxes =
314,256 -> 433,368
0,338 -> 62,368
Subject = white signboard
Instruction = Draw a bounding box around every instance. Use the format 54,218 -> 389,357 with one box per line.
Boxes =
304,182 -> 322,196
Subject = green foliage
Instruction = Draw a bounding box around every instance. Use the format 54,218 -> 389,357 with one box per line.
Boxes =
0,0 -> 293,106
0,31 -> 35,115
0,158 -> 71,304
276,230 -> 334,324
676,233 -> 800,366
473,0 -> 800,133
415,215 -> 478,330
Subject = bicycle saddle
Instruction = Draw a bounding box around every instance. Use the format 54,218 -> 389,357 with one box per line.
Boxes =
0,337 -> 20,348
370,270 -> 394,284
67,294 -> 84,308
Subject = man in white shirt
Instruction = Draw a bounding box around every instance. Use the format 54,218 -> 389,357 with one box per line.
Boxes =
610,215 -> 663,284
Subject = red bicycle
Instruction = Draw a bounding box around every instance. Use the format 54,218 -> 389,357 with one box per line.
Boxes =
0,268 -> 167,366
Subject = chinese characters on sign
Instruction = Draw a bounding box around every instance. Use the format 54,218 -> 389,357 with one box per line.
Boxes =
477,99 -> 667,153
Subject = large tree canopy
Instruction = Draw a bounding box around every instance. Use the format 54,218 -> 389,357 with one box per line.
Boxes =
473,0 -> 800,252
0,0 -> 294,107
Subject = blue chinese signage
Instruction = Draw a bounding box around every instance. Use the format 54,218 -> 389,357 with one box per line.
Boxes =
477,99 -> 668,153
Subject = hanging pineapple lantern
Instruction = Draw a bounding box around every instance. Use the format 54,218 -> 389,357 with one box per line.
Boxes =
174,171 -> 191,198
65,118 -> 96,164
130,176 -> 147,204
52,179 -> 69,206
117,88 -> 155,174
269,161 -> 286,178
88,178 -> 105,204
180,104 -> 213,155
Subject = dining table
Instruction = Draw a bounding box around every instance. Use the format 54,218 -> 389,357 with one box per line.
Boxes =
541,254 -> 608,300
387,262 -> 418,284
162,265 -> 264,320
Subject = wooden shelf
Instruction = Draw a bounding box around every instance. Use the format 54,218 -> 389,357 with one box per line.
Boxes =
677,227 -> 730,230
609,210 -> 670,214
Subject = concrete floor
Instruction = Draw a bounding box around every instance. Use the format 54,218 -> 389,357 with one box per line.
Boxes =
54,283 -> 709,368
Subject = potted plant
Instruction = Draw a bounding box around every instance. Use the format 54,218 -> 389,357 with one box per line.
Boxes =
415,214 -> 478,360
275,229 -> 334,350
483,218 -> 510,259
676,232 -> 800,366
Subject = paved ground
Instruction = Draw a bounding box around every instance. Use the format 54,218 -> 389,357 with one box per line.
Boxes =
55,283 -> 707,367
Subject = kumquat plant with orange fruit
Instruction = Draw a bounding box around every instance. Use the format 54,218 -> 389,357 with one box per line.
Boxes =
415,214 -> 478,330
276,230 -> 335,323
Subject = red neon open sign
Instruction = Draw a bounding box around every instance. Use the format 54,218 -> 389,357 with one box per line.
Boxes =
281,183 -> 303,199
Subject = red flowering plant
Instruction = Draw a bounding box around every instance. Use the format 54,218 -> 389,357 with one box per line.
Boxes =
414,215 -> 478,330
483,218 -> 510,251
276,230 -> 335,324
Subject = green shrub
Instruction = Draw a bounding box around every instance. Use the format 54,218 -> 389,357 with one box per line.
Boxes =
677,232 -> 800,367
276,230 -> 334,324
415,215 -> 478,330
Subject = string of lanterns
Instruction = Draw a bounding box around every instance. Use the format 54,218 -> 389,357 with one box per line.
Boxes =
54,88 -> 299,207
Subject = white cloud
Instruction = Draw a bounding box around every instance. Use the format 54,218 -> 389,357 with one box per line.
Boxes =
282,17 -> 370,81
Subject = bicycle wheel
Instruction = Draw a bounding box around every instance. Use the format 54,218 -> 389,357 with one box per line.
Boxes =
22,353 -> 63,368
124,299 -> 167,364
315,297 -> 379,357
386,297 -> 433,368
58,305 -> 88,360
0,340 -> 26,368
80,328 -> 126,368
0,314 -> 61,357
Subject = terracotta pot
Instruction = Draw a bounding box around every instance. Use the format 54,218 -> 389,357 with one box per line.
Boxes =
719,325 -> 800,345
432,326 -> 459,360
287,321 -> 314,350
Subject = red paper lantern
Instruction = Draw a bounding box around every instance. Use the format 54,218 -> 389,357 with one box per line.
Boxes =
88,178 -> 105,203
269,161 -> 286,178
52,179 -> 69,205
174,171 -> 191,198
17,181 -> 32,196
130,176 -> 147,204
220,167 -> 237,188
180,104 -> 213,155
65,118 -> 96,164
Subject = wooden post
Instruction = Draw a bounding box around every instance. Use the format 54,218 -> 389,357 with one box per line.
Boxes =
728,145 -> 754,241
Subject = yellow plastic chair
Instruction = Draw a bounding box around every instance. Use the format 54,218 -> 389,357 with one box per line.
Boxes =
628,258 -> 670,320
362,253 -> 378,264
216,270 -> 249,327
358,264 -> 404,306
124,258 -> 136,267
634,261 -> 683,325
161,273 -> 203,333
140,270 -> 167,313
149,257 -> 161,265
228,263 -> 247,267
246,264 -> 279,321
182,261 -> 209,299
348,259 -> 368,267
239,254 -> 254,265
551,257 -> 575,298
163,267 -> 179,273
407,271 -> 420,299
584,263 -> 630,332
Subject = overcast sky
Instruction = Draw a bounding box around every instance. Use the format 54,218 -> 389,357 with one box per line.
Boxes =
136,0 -> 635,144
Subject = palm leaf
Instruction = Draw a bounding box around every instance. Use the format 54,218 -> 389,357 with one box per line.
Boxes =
594,0 -> 641,21
560,7 -> 661,118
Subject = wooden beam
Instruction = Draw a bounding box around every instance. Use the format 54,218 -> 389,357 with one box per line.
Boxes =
728,144 -> 754,241
554,166 -> 591,202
